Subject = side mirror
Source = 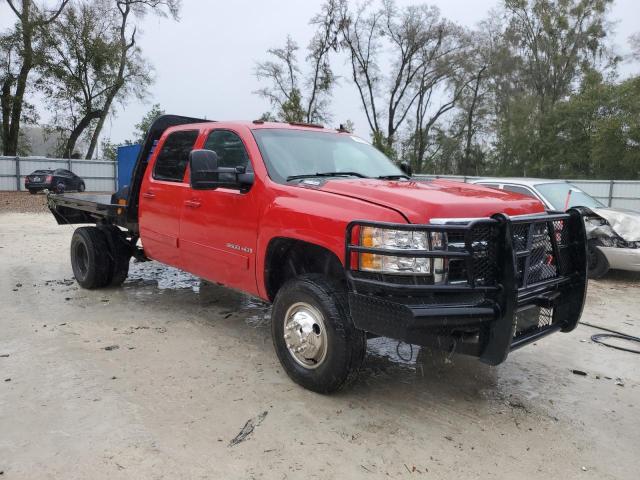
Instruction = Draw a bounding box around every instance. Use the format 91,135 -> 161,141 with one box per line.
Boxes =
399,161 -> 413,177
189,149 -> 254,191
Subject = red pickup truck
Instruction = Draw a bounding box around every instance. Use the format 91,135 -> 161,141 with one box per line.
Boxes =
48,115 -> 588,393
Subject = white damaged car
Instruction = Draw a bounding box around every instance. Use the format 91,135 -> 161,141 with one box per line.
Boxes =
470,178 -> 640,278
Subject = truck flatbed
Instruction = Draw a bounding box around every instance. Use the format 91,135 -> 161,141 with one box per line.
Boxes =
48,192 -> 125,225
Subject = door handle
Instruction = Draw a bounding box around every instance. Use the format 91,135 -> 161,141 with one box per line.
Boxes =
184,199 -> 201,208
142,191 -> 156,199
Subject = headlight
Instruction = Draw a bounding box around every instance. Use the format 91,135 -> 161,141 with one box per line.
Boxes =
359,227 -> 443,275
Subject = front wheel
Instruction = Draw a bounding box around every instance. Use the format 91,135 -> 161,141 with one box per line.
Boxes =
587,241 -> 609,279
78,182 -> 85,192
28,189 -> 37,195
271,274 -> 366,393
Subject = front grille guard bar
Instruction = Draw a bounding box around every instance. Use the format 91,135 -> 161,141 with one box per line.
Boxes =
345,217 -> 500,292
345,209 -> 588,365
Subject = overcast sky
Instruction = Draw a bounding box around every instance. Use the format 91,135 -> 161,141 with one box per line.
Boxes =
2,0 -> 639,150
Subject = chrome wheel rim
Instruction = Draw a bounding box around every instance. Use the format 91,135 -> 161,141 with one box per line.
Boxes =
283,302 -> 328,369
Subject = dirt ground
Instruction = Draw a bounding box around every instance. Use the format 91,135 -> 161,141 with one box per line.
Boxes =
1,205 -> 639,479
0,191 -> 50,214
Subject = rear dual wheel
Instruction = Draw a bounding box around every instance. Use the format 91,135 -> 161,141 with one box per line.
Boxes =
70,226 -> 131,289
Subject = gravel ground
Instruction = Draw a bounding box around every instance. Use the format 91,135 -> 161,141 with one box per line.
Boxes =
0,191 -> 50,213
1,212 -> 639,479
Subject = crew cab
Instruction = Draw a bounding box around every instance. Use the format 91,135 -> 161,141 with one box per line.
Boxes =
47,115 -> 588,393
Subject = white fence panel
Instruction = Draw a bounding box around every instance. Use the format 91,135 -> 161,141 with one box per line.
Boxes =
0,159 -> 15,176
86,178 -> 118,192
0,156 -> 116,192
0,177 -> 16,190
69,160 -> 116,178
570,181 -> 611,199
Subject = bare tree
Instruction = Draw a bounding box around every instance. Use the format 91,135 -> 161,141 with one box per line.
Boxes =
408,21 -> 470,172
459,63 -> 487,176
630,32 -> 640,63
40,0 -> 151,158
1,30 -> 20,152
255,0 -> 341,124
340,0 -> 466,158
84,0 -> 180,159
1,0 -> 70,156
255,36 -> 305,122
339,1 -> 386,151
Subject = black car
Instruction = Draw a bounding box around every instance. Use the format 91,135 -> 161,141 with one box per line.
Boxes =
25,169 -> 86,194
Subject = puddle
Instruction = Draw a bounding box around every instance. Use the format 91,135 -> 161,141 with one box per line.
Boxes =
125,261 -> 470,372
109,261 -> 536,402
367,337 -> 418,366
125,260 -> 272,326
126,261 -> 201,290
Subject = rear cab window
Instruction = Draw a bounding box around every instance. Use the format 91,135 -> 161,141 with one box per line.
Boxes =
153,130 -> 200,182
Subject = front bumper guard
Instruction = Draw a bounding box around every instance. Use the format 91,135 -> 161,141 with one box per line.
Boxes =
345,210 -> 588,365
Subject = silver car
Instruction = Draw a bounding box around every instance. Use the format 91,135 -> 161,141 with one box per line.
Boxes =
470,178 -> 640,279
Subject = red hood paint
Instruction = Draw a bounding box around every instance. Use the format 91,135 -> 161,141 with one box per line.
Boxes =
315,178 -> 546,223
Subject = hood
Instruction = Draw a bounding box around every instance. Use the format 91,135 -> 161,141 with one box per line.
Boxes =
591,207 -> 640,242
302,178 -> 545,223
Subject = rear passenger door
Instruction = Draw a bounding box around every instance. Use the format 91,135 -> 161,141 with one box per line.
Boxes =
139,129 -> 200,266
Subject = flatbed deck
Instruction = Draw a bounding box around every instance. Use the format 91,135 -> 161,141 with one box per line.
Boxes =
48,192 -> 126,226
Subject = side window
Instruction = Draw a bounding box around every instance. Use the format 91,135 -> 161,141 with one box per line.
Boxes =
503,184 -> 537,199
153,130 -> 199,182
203,130 -> 251,171
477,183 -> 499,189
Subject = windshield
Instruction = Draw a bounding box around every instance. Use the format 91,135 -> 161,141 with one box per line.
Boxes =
536,182 -> 604,210
252,128 -> 403,183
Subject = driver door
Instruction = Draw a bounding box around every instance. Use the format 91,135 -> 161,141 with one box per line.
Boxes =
179,128 -> 260,294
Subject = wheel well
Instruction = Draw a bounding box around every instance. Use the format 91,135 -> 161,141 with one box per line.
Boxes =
264,238 -> 346,301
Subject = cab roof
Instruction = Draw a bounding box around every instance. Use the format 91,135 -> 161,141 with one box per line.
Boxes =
167,119 -> 349,134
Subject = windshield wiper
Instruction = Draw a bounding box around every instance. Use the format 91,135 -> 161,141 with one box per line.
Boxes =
286,172 -> 368,181
377,174 -> 410,180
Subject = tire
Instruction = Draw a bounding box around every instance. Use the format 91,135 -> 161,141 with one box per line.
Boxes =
78,182 -> 85,192
56,182 -> 65,194
271,274 -> 366,393
70,227 -> 112,289
99,225 -> 132,287
28,189 -> 37,195
587,241 -> 610,279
